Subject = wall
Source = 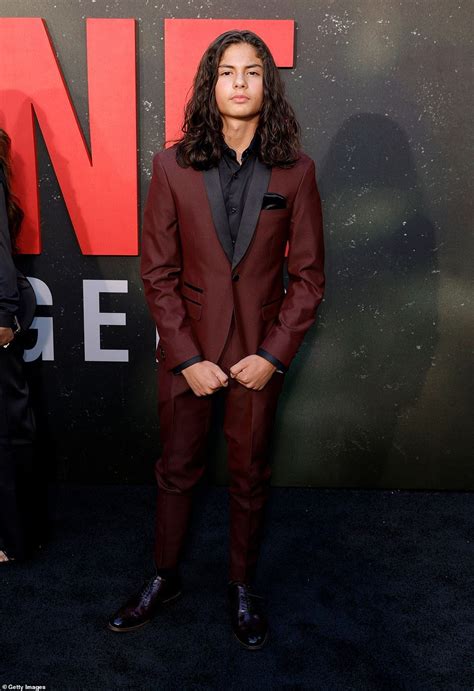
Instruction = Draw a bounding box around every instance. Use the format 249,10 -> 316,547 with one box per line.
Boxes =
0,0 -> 471,488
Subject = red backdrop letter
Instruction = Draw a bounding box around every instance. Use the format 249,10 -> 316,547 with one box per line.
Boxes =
0,18 -> 137,255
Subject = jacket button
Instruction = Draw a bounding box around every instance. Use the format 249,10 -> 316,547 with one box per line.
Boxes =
232,273 -> 240,282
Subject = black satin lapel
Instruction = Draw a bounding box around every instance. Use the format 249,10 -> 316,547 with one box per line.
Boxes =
202,167 -> 233,264
232,158 -> 272,270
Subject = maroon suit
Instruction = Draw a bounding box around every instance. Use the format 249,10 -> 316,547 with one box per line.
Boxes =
141,143 -> 325,583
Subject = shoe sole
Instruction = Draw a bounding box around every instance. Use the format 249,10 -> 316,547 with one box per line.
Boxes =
107,590 -> 183,632
232,629 -> 269,650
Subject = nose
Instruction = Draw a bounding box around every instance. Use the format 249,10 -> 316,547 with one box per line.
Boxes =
233,72 -> 247,87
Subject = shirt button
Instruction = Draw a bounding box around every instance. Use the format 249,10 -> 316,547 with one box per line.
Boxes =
230,207 -> 237,214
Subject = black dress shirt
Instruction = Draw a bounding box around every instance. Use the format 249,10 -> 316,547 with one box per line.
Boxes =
218,129 -> 259,247
171,132 -> 286,375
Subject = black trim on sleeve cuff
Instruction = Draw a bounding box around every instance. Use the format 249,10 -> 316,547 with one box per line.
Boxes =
256,348 -> 288,373
0,312 -> 14,329
172,355 -> 204,375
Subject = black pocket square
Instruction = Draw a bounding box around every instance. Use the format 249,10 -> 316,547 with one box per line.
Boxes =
261,192 -> 287,210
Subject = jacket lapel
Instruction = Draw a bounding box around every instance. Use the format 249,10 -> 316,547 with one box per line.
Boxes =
202,166 -> 234,263
231,157 -> 272,270
202,157 -> 272,269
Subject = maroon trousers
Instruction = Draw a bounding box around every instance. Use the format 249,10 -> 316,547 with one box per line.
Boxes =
153,314 -> 285,584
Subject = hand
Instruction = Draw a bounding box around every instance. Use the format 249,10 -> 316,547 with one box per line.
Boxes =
0,327 -> 14,347
181,360 -> 229,397
230,354 -> 276,390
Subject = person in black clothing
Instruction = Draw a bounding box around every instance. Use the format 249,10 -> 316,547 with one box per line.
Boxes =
0,128 -> 38,563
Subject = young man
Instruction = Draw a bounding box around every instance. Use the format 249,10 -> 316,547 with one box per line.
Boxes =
108,29 -> 325,649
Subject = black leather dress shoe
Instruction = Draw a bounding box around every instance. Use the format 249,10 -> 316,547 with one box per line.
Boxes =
108,572 -> 182,632
228,581 -> 269,650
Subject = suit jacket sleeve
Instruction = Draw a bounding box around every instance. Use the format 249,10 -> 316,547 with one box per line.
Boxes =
257,158 -> 325,370
140,153 -> 203,371
172,354 -> 204,374
256,347 -> 286,373
0,180 -> 19,329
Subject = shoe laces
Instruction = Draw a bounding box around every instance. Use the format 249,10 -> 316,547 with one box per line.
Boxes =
240,587 -> 252,614
138,574 -> 162,600
237,584 -> 263,614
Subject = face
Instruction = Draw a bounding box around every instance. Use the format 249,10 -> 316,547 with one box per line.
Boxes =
214,42 -> 264,122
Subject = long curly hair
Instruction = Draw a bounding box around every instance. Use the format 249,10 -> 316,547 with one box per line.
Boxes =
0,128 -> 24,252
175,30 -> 302,170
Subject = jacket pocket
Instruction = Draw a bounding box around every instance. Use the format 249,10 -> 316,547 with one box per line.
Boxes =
260,207 -> 291,217
183,280 -> 204,294
183,295 -> 202,320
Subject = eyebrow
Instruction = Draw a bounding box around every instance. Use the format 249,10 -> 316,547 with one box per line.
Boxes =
218,63 -> 263,69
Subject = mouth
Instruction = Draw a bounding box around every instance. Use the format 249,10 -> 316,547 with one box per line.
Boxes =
231,96 -> 250,102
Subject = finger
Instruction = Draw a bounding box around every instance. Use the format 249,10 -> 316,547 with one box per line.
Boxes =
229,363 -> 244,376
209,370 -> 227,387
210,373 -> 225,389
237,377 -> 250,388
213,370 -> 228,386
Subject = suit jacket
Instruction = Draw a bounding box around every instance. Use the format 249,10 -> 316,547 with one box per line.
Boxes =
140,144 -> 325,376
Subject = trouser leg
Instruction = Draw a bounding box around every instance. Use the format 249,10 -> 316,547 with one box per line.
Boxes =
0,343 -> 36,560
0,443 -> 36,560
218,317 -> 285,584
153,361 -> 213,570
